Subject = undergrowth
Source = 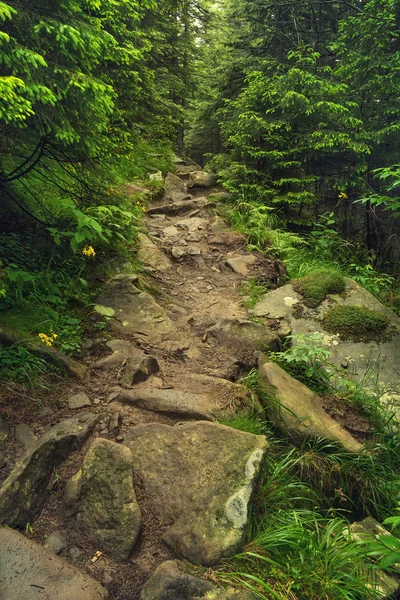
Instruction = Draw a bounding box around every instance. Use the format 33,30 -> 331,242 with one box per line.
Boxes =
219,361 -> 400,599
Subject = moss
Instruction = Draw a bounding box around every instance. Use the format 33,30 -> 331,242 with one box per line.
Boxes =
321,305 -> 389,341
294,271 -> 346,308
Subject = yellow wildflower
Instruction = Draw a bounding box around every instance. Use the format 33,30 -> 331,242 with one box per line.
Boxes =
38,332 -> 58,347
82,245 -> 96,257
338,192 -> 348,200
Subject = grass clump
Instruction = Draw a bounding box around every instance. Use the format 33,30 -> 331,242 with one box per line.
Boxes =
294,271 -> 346,308
322,305 -> 389,341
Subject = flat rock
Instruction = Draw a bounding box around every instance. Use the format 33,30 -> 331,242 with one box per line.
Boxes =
226,255 -> 257,276
15,424 -> 36,450
137,234 -> 171,272
0,527 -> 108,600
141,561 -> 256,600
97,274 -> 186,352
93,339 -> 159,385
347,517 -> 400,597
253,279 -> 400,402
176,217 -> 208,232
116,373 -> 250,419
0,413 -> 98,527
207,318 -> 280,352
68,392 -> 92,410
63,438 -> 141,562
187,171 -> 218,189
44,530 -> 67,555
147,199 -> 207,217
125,421 -> 268,565
162,225 -> 179,237
258,358 -> 362,453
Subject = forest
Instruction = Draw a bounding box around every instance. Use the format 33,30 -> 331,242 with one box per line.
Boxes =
2,0 -> 400,599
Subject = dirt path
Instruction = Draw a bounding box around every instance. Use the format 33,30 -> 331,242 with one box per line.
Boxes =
0,166 -> 283,600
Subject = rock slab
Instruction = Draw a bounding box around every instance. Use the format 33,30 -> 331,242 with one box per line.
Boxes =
0,526 -> 108,600
258,358 -> 362,453
126,421 -> 268,565
63,438 -> 141,562
0,413 -> 98,527
141,561 -> 256,600
137,234 -> 171,272
97,274 -> 185,352
94,339 -> 159,385
207,318 -> 280,352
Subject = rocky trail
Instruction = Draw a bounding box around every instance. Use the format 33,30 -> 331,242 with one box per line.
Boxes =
1,162 -> 400,599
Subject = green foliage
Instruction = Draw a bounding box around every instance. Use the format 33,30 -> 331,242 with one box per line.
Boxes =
322,306 -> 389,341
270,333 -> 334,388
0,345 -> 57,386
294,272 -> 346,308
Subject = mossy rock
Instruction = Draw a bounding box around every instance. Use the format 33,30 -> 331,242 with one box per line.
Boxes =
294,271 -> 346,308
322,305 -> 389,341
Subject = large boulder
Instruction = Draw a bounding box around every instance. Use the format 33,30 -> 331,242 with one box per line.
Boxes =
164,172 -> 187,201
140,561 -> 256,600
125,421 -> 268,565
96,274 -> 186,352
63,438 -> 141,562
93,339 -> 159,386
146,198 -> 209,217
0,526 -> 108,600
207,318 -> 280,352
258,358 -> 362,453
0,413 -> 98,527
187,171 -> 218,189
137,234 -> 172,272
253,278 -> 400,402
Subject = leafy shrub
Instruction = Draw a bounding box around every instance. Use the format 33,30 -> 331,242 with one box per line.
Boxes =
322,305 -> 389,341
294,271 -> 346,308
0,345 -> 57,387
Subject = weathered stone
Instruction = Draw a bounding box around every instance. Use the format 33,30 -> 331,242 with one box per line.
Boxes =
0,413 -> 98,527
187,171 -> 218,189
137,234 -> 171,272
93,339 -> 159,386
125,421 -> 267,565
162,225 -> 179,237
117,374 -> 251,419
63,438 -> 141,562
226,255 -> 257,276
149,170 -> 163,182
0,415 -> 9,443
253,279 -> 400,402
175,165 -> 199,176
97,275 -> 185,352
141,561 -> 257,600
147,199 -> 208,217
68,545 -> 86,565
258,358 -> 362,453
108,412 -> 122,437
186,231 -> 202,242
347,518 -> 400,598
208,191 -> 232,200
68,392 -> 92,410
45,530 -> 68,555
208,231 -> 245,248
175,217 -> 207,231
164,172 -> 187,201
171,246 -> 188,260
0,526 -> 108,600
15,424 -> 36,450
207,318 -> 280,352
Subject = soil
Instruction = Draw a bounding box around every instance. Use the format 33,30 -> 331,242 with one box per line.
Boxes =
0,175 -> 377,599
